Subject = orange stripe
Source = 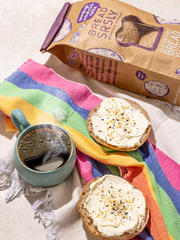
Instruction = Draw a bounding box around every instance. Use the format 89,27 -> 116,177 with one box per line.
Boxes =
4,118 -> 17,131
125,167 -> 169,240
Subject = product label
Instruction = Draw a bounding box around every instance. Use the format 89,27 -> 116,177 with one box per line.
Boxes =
136,70 -> 147,81
159,29 -> 180,57
77,2 -> 100,23
87,8 -> 122,40
76,51 -> 119,84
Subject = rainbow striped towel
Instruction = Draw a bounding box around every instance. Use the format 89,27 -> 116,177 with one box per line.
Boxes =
0,59 -> 179,240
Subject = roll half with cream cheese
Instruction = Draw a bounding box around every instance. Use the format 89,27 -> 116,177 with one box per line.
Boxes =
87,97 -> 151,151
78,175 -> 149,240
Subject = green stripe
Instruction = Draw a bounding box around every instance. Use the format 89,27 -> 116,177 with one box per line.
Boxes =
61,112 -> 90,138
106,164 -> 120,176
0,81 -> 91,137
127,150 -> 143,162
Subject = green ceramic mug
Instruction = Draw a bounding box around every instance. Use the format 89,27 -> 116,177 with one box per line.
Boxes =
11,109 -> 76,187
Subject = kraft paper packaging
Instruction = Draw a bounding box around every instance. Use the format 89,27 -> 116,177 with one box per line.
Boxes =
41,0 -> 180,106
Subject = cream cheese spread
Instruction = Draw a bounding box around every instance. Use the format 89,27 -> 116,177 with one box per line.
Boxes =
91,97 -> 150,148
84,175 -> 147,237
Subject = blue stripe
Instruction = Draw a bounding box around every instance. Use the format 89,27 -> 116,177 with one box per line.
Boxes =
7,70 -> 90,120
84,154 -> 113,179
137,141 -> 180,214
138,227 -> 154,240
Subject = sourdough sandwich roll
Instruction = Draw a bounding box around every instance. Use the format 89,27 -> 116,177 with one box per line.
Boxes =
87,97 -> 151,151
78,175 -> 149,240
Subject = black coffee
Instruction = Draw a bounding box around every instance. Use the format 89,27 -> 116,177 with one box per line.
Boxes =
18,127 -> 71,172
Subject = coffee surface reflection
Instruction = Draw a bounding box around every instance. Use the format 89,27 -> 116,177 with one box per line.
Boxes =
18,128 -> 71,172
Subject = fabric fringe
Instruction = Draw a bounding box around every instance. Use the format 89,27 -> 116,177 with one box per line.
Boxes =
0,157 -> 60,240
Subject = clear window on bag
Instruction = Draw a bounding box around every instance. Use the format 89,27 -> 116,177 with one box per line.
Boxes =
115,15 -> 163,51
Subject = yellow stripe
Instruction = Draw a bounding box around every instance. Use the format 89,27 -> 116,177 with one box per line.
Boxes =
168,233 -> 174,240
0,95 -> 61,127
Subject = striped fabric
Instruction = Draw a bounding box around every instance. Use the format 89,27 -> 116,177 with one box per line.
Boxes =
0,59 -> 179,240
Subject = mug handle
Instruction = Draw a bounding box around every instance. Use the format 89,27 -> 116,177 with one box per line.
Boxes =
11,109 -> 31,133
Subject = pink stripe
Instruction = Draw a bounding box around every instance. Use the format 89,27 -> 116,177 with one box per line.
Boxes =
18,59 -> 102,111
149,141 -> 180,192
76,150 -> 94,183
